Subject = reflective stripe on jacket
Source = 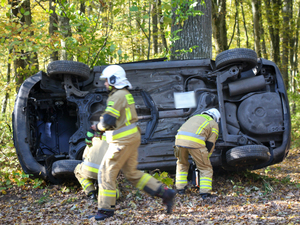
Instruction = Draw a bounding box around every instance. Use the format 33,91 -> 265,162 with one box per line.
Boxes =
102,89 -> 139,143
175,114 -> 219,149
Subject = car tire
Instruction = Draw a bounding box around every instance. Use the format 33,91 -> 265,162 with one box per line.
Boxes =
226,145 -> 270,167
215,48 -> 258,71
52,160 -> 82,178
47,60 -> 90,81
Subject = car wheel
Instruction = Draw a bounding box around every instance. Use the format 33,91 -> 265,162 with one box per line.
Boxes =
47,60 -> 90,81
226,145 -> 270,167
215,48 -> 257,71
52,160 -> 82,178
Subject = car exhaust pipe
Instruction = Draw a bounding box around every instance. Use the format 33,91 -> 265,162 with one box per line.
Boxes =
228,75 -> 266,96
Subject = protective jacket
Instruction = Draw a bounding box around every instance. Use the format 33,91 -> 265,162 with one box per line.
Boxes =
74,137 -> 108,195
97,88 -> 162,211
175,114 -> 219,194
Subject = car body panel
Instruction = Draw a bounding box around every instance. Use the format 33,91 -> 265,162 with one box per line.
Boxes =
12,49 -> 291,182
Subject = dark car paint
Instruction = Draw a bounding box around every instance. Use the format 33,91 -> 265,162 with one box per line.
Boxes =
12,54 -> 291,182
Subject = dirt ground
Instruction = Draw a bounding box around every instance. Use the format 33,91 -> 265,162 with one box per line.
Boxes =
0,148 -> 299,225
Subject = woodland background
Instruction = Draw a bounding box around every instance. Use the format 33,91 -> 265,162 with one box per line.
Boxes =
0,0 -> 299,224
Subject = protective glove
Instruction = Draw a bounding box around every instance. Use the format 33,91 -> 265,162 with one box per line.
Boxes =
85,128 -> 94,147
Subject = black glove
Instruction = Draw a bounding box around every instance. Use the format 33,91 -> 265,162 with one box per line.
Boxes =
206,141 -> 214,152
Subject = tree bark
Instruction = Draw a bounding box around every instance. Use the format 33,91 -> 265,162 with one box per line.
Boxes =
252,0 -> 261,57
171,0 -> 212,60
10,0 -> 26,91
264,0 -> 281,65
158,0 -> 168,53
2,49 -> 12,114
212,0 -> 227,53
152,0 -> 158,54
49,0 -> 59,61
58,1 -> 72,61
240,2 -> 249,48
281,0 -> 291,89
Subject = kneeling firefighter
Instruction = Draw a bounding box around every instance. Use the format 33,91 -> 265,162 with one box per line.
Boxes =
74,131 -> 120,200
88,65 -> 176,221
174,108 -> 220,199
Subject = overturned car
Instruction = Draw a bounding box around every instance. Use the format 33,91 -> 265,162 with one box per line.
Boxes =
12,48 -> 291,183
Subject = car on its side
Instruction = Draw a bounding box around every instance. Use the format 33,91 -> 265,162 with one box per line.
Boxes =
13,48 -> 291,183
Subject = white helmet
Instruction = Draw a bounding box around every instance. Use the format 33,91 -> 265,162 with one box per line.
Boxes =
202,108 -> 221,123
100,65 -> 132,89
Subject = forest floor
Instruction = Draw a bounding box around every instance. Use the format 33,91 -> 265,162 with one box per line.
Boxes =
0,148 -> 299,225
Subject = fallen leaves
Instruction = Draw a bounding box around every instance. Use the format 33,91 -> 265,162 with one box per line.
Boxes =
1,148 -> 300,224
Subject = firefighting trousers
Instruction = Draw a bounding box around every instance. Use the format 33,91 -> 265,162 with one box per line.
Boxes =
98,135 -> 162,211
74,162 -> 98,195
175,146 -> 213,194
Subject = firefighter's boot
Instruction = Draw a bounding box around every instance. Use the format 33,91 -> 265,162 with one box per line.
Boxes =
177,186 -> 186,195
200,193 -> 218,200
89,210 -> 114,221
155,186 -> 176,214
87,190 -> 97,200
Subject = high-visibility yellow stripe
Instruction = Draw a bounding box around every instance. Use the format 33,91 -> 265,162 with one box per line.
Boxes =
212,128 -> 219,139
112,126 -> 138,140
125,107 -> 132,126
125,94 -> 135,104
200,177 -> 212,181
176,134 -> 206,145
79,178 -> 93,191
105,107 -> 120,118
199,114 -> 213,121
82,164 -> 99,174
200,177 -> 212,189
176,172 -> 188,184
196,121 -> 209,135
99,189 -> 117,197
136,173 -> 152,190
108,101 -> 114,106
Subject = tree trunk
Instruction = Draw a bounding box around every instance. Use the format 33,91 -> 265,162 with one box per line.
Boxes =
240,2 -> 249,48
171,0 -> 212,60
158,0 -> 168,53
264,0 -> 281,65
58,1 -> 72,61
236,0 -> 241,48
23,0 -> 39,73
2,49 -> 12,114
291,4 -> 299,96
252,0 -> 261,57
212,0 -> 227,53
281,0 -> 291,89
260,10 -> 268,59
152,0 -> 158,54
10,0 -> 26,91
49,0 -> 59,61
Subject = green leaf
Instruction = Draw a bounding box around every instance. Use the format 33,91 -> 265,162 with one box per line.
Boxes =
20,8 -> 25,14
129,6 -> 139,12
24,11 -> 30,16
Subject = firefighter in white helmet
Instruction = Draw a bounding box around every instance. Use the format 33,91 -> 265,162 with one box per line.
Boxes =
174,108 -> 220,199
88,65 -> 175,221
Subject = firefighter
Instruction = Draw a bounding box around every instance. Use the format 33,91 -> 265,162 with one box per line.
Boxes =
74,131 -> 108,199
174,108 -> 220,200
88,65 -> 176,221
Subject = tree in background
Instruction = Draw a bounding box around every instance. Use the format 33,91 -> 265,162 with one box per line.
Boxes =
171,0 -> 212,59
0,0 -> 300,114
